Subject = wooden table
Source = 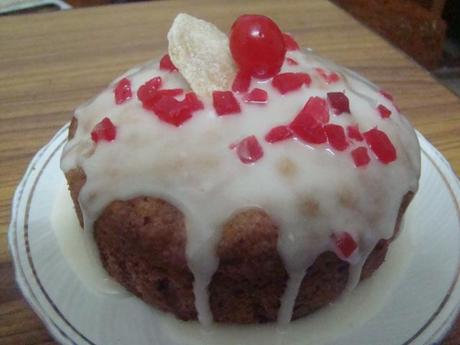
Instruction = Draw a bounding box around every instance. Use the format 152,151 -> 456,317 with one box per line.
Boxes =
1,0 -> 459,343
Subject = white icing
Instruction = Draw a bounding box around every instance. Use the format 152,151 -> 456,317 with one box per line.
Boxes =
60,49 -> 420,325
51,184 -> 127,295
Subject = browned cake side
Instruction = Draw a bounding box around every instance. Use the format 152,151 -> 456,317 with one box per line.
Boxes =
65,118 -> 413,323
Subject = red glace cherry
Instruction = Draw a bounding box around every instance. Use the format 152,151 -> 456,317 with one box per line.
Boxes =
299,96 -> 329,123
230,15 -> 286,79
160,54 -> 178,72
91,117 -> 116,143
290,112 -> 326,144
272,72 -> 311,94
351,147 -> 370,167
212,91 -> 241,116
327,92 -> 350,115
377,104 -> 392,119
347,125 -> 363,141
137,77 -> 162,102
243,88 -> 268,104
235,135 -> 264,164
363,127 -> 397,164
232,70 -> 251,93
137,79 -> 202,127
265,125 -> 293,143
184,92 -> 204,111
289,97 -> 329,144
114,78 -> 132,105
332,232 -> 358,258
152,95 -> 192,127
324,124 -> 349,151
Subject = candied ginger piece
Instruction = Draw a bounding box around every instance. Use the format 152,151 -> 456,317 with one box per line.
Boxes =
168,13 -> 236,97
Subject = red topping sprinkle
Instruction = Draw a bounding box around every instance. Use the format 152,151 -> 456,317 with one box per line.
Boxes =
230,15 -> 286,79
363,127 -> 397,164
137,80 -> 202,127
243,88 -> 268,104
235,135 -> 264,164
286,57 -> 299,65
265,125 -> 293,143
315,68 -> 340,83
347,125 -> 364,141
139,88 -> 183,110
299,96 -> 329,123
290,97 -> 330,144
351,147 -> 370,167
91,117 -> 116,143
137,77 -> 162,101
272,72 -> 311,94
154,89 -> 183,97
159,54 -> 178,72
184,92 -> 204,111
232,70 -> 251,93
377,104 -> 392,119
114,78 -> 132,105
212,91 -> 241,116
151,95 -> 192,127
327,92 -> 350,115
283,33 -> 300,51
324,124 -> 348,151
380,90 -> 393,101
332,232 -> 358,258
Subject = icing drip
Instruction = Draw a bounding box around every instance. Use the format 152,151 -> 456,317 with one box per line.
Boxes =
186,219 -> 220,326
60,49 -> 420,325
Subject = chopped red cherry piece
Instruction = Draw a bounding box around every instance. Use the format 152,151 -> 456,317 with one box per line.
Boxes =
139,88 -> 183,110
324,124 -> 348,151
351,147 -> 370,167
137,77 -> 162,102
282,33 -> 300,51
380,90 -> 393,101
91,117 -> 116,143
347,125 -> 364,141
272,72 -> 311,94
327,92 -> 350,115
332,232 -> 358,258
286,57 -> 299,65
184,92 -> 204,111
265,125 -> 293,143
290,117 -> 326,144
114,78 -> 132,105
243,88 -> 268,104
137,83 -> 199,127
235,135 -> 264,164
315,68 -> 340,83
213,91 -> 241,116
377,104 -> 392,119
363,127 -> 397,164
299,96 -> 329,123
160,54 -> 178,72
290,97 -> 330,144
230,15 -> 286,79
232,70 -> 251,93
152,96 -> 192,127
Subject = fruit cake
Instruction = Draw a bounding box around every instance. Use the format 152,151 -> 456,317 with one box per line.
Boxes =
61,13 -> 421,324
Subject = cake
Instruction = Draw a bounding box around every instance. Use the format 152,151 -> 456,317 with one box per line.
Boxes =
60,13 -> 421,325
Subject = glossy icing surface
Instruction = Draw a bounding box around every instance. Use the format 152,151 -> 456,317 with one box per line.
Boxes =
61,44 -> 420,325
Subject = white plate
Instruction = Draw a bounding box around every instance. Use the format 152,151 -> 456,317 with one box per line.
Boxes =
8,124 -> 460,345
